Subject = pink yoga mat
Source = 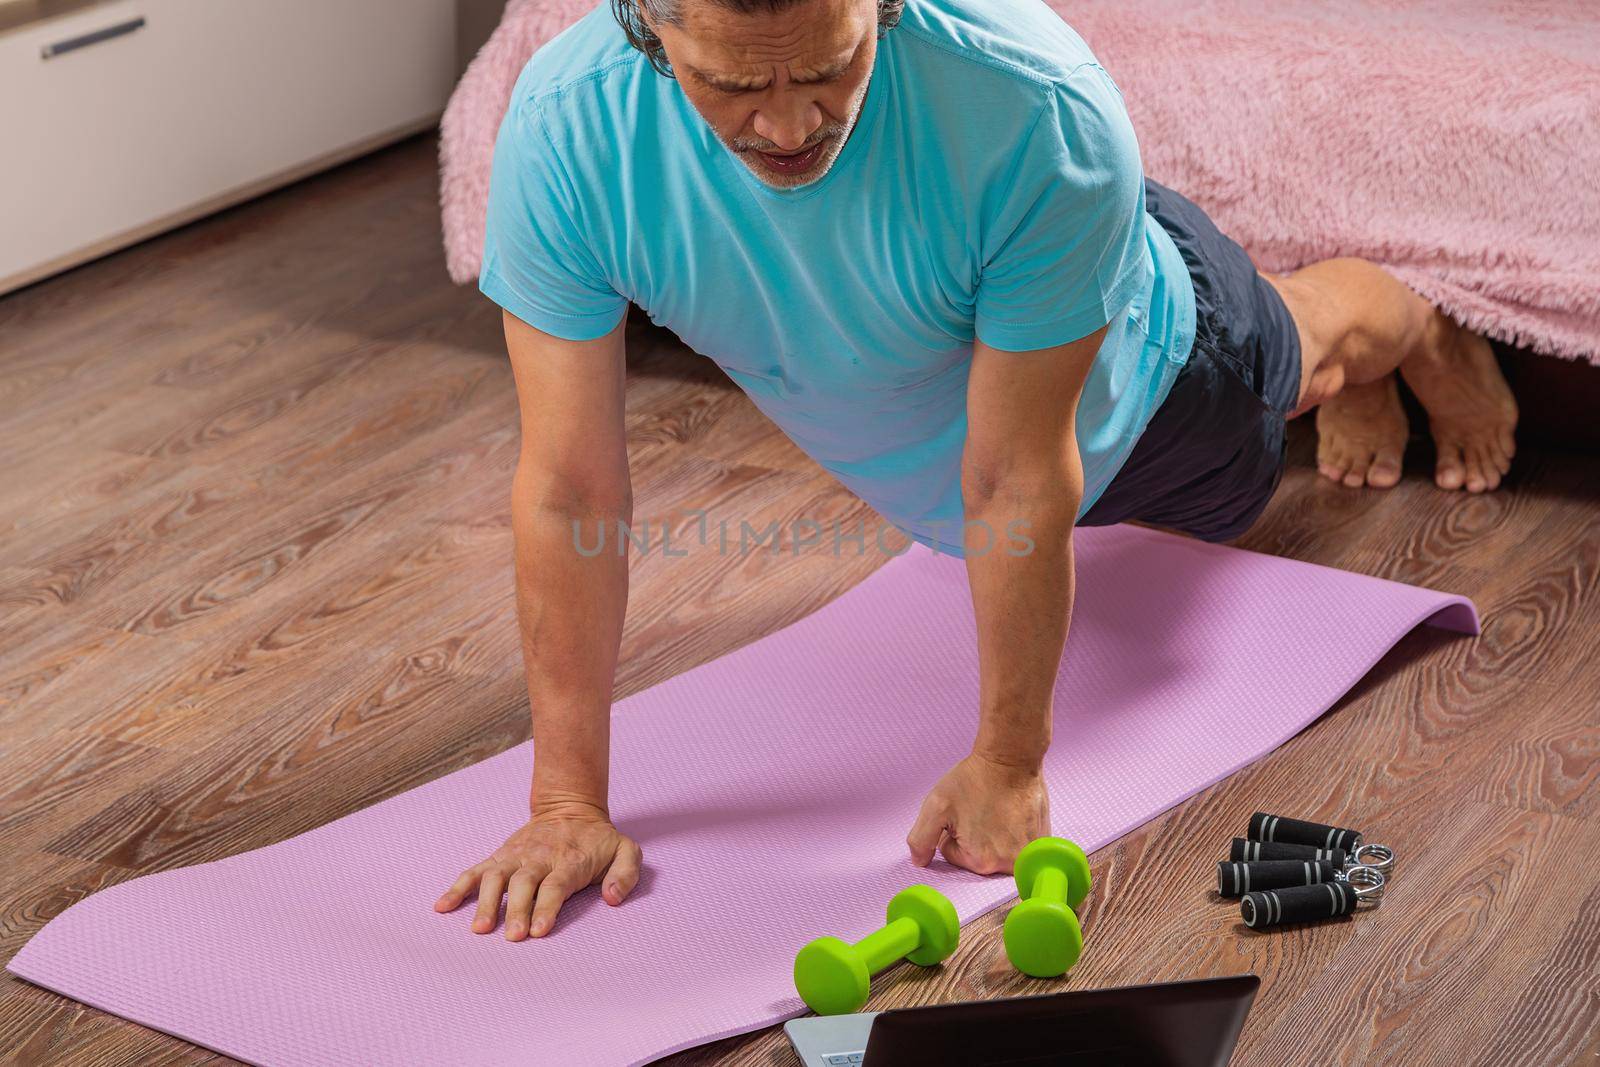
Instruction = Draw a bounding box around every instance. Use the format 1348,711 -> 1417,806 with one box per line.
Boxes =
9,525 -> 1477,1066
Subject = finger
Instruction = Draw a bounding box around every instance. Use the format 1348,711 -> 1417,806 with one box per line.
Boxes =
529,867 -> 586,938
906,800 -> 950,868
504,866 -> 547,941
938,834 -> 977,873
472,867 -> 509,934
940,835 -> 1003,876
435,866 -> 484,912
603,839 -> 643,905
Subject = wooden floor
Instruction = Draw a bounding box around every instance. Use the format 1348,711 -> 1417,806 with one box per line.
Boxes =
2,134 -> 1597,1066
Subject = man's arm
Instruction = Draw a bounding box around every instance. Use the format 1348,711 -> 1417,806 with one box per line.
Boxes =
907,324 -> 1105,873
435,309 -> 642,940
508,308 -> 629,814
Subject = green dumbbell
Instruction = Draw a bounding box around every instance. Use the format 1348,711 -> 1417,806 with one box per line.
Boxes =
1002,837 -> 1092,978
793,885 -> 960,1015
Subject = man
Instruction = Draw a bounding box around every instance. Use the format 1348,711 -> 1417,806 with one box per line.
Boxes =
435,0 -> 1518,940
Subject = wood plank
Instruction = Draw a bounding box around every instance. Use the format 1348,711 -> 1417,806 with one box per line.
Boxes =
0,607 -> 197,741
1245,806 -> 1600,1064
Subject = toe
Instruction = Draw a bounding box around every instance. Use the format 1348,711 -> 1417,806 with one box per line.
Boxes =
1463,444 -> 1492,493
1485,440 -> 1510,482
1435,440 -> 1466,490
1499,426 -> 1517,462
1316,436 -> 1346,484
1318,446 -> 1350,484
1475,443 -> 1503,490
1343,451 -> 1373,489
1368,446 -> 1403,488
1492,434 -> 1514,475
1483,437 -> 1506,475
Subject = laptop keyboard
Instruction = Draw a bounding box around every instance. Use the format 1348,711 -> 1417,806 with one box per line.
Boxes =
822,1055 -> 865,1065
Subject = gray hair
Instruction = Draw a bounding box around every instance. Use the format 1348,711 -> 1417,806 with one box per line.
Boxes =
612,0 -> 904,78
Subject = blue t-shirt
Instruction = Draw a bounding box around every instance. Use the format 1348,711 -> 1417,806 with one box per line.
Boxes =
480,0 -> 1195,556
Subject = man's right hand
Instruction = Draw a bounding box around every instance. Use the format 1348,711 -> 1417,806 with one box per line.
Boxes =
434,800 -> 643,941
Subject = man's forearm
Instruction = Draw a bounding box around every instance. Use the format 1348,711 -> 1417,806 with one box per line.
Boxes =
963,482 -> 1079,771
512,473 -> 629,814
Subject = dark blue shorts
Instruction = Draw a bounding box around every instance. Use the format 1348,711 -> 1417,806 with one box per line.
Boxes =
1079,179 -> 1304,542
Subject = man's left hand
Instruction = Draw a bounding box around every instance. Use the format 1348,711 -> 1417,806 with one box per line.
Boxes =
906,752 -> 1050,875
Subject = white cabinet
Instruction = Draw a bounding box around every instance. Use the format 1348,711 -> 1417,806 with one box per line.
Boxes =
0,0 -> 456,294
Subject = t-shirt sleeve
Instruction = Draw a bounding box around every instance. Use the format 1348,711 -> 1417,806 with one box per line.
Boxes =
973,65 -> 1148,353
478,99 -> 629,341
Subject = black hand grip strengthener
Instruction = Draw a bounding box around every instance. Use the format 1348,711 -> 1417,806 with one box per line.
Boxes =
1230,838 -> 1348,867
1248,812 -> 1362,853
1218,860 -> 1339,897
1241,882 -> 1357,929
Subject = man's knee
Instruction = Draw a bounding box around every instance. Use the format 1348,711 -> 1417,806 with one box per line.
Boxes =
1295,358 -> 1347,415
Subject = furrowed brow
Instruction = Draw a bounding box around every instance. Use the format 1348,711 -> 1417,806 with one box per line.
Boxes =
693,49 -> 856,92
792,55 -> 854,84
697,70 -> 769,91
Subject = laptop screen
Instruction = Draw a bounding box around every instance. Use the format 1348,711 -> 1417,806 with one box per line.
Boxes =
861,974 -> 1259,1067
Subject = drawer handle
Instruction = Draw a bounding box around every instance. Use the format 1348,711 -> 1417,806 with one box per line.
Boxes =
41,16 -> 147,60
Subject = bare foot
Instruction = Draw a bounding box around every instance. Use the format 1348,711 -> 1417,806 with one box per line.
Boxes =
1316,374 -> 1410,488
1399,315 -> 1518,493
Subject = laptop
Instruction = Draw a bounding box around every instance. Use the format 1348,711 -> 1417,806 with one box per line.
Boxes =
784,974 -> 1259,1067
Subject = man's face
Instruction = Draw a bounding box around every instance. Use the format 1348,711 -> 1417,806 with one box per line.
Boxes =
648,0 -> 879,189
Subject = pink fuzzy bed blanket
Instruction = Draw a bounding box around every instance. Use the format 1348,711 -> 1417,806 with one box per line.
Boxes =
438,0 -> 1600,364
